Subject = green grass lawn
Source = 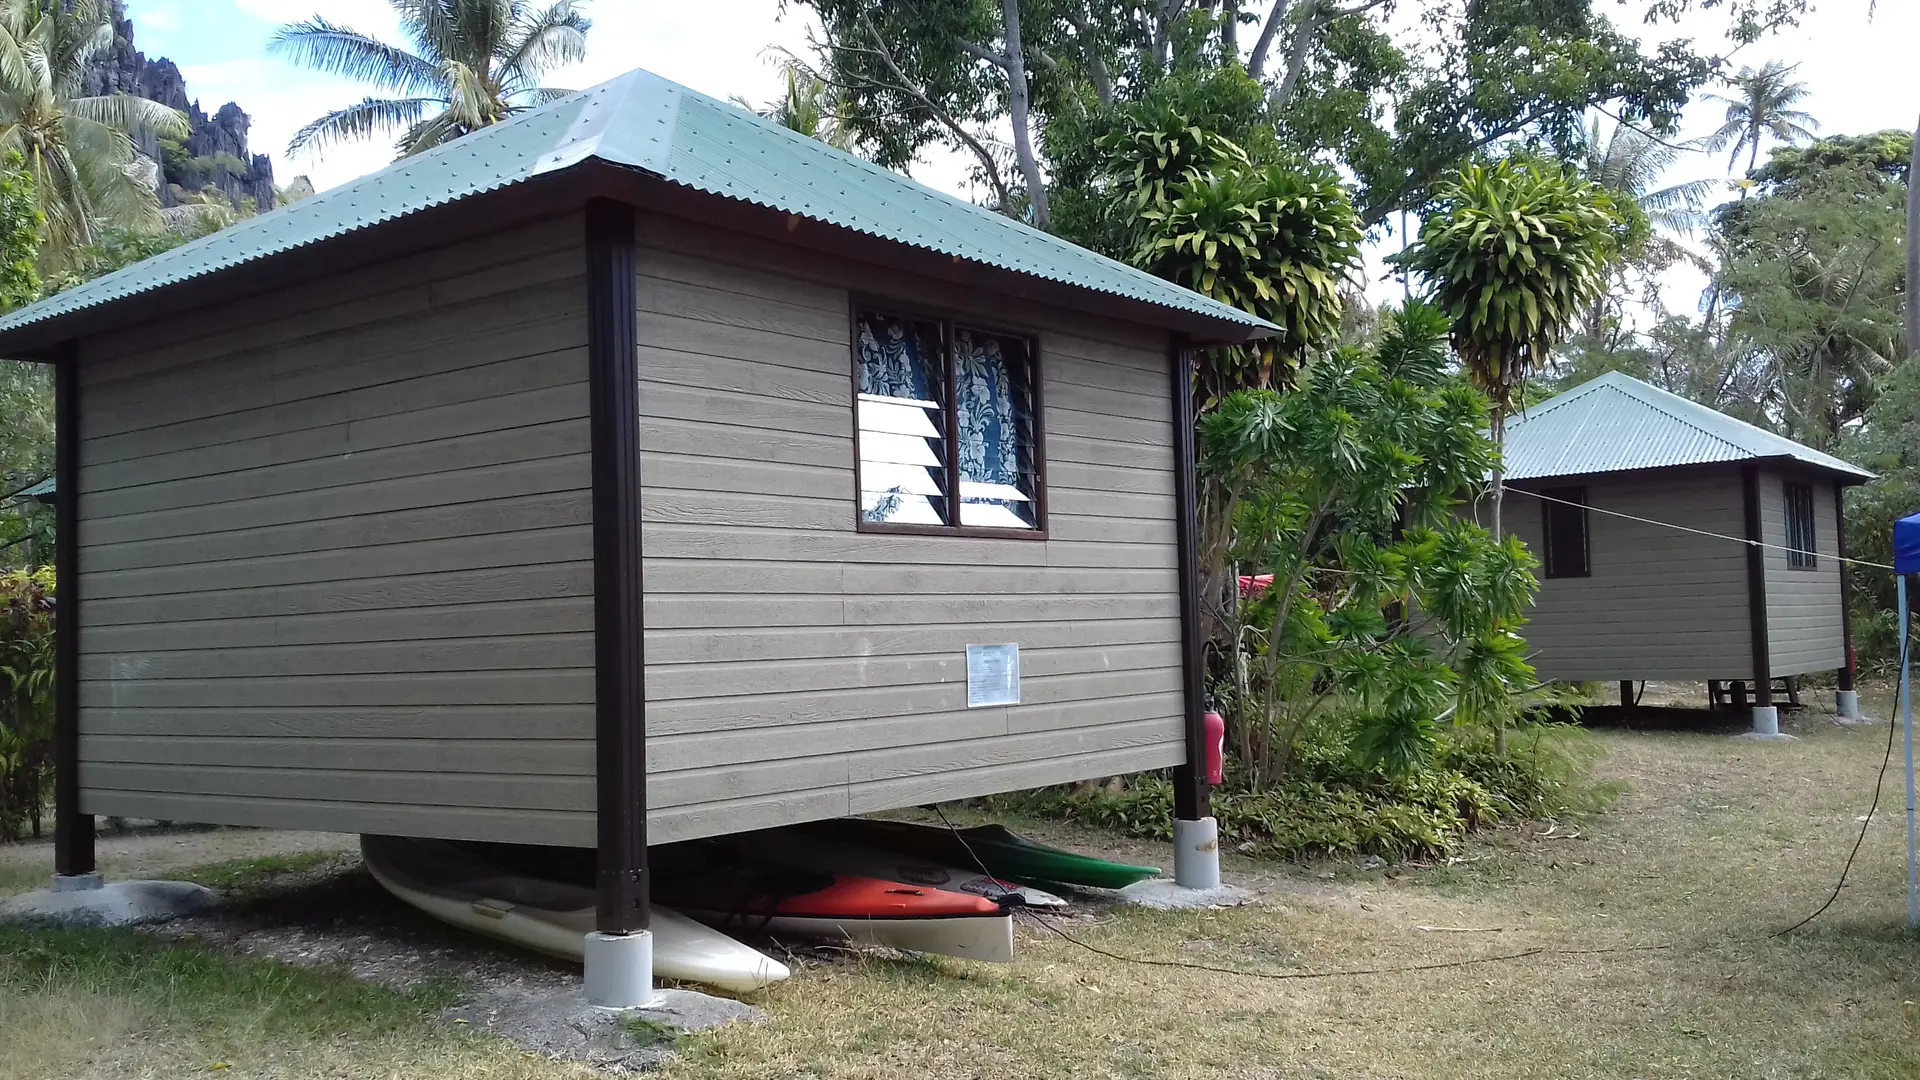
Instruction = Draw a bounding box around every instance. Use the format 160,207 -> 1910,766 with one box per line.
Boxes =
5,715 -> 1920,1079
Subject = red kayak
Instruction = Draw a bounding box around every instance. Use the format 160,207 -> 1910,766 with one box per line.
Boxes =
651,839 -> 1014,962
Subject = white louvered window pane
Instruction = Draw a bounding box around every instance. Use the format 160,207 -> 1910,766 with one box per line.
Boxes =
862,490 -> 946,524
856,312 -> 949,525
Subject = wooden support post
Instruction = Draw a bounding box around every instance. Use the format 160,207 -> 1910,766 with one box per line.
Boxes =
1169,334 -> 1209,824
586,199 -> 647,936
1619,680 -> 1635,718
1835,479 -> 1857,693
1741,464 -> 1773,710
1731,680 -> 1749,710
52,340 -> 92,879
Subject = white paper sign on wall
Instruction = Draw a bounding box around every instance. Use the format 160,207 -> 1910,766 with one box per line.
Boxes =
965,644 -> 1020,707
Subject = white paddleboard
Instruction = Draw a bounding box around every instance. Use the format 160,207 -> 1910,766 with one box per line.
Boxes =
360,836 -> 789,993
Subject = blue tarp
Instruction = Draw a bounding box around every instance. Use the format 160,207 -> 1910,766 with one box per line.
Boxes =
1898,512 -> 1920,574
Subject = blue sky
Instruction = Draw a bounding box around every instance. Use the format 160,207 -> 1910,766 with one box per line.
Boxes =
121,0 -> 1916,311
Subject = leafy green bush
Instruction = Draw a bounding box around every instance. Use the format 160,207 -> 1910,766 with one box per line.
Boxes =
0,568 -> 54,841
994,723 -> 1598,862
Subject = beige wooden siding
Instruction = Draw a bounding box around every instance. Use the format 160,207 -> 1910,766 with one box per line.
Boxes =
1760,466 -> 1845,676
75,214 -> 597,845
632,214 -> 1183,844
1504,471 -> 1751,682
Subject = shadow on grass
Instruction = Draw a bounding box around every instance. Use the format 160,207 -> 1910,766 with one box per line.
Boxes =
0,923 -> 462,1039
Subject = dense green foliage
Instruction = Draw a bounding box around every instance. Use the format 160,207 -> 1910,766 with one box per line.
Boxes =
0,568 -> 54,841
1200,304 -> 1540,787
998,724 -> 1600,860
0,158 -> 40,311
273,0 -> 589,158
795,1 -> 1720,229
1098,106 -> 1360,393
1714,135 -> 1906,449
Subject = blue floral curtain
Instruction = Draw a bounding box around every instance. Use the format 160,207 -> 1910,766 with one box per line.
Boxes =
955,329 -> 1035,527
858,314 -> 941,402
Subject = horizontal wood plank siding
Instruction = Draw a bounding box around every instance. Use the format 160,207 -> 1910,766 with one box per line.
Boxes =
74,215 -> 597,843
1761,465 -> 1846,676
633,214 -> 1183,843
1506,470 -> 1752,682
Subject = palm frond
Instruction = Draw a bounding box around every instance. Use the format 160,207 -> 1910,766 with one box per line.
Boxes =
270,18 -> 443,96
499,0 -> 589,81
389,0 -> 461,66
287,95 -> 437,155
397,109 -> 466,156
437,59 -> 495,130
65,94 -> 188,138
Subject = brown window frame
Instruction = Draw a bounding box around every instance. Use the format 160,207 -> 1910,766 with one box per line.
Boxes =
1540,486 -> 1591,579
1784,480 -> 1818,570
849,302 -> 1049,540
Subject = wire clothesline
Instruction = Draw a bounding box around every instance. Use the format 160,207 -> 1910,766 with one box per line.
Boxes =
1504,486 -> 1897,572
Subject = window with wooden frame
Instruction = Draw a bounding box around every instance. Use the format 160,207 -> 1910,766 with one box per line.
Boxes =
1784,481 -> 1818,570
1540,486 -> 1590,579
852,308 -> 1044,535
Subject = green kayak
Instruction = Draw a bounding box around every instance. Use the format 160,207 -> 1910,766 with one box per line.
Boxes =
804,818 -> 1160,891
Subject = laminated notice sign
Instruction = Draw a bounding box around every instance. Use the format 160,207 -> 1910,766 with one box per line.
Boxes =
965,644 -> 1020,707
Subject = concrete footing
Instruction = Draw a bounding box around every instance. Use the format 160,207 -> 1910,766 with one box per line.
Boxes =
1751,705 -> 1781,736
1172,816 -> 1221,891
445,986 -> 762,1072
584,929 -> 656,1009
1117,878 -> 1253,909
0,876 -> 216,926
1837,690 -> 1863,721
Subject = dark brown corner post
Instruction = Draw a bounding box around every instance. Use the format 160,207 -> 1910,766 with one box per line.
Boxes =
1169,334 -> 1209,823
1834,479 -> 1857,694
1741,463 -> 1773,713
52,340 -> 93,879
586,198 -> 647,934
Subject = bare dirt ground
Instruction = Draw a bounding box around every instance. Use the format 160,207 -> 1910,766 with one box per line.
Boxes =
0,825 -> 353,894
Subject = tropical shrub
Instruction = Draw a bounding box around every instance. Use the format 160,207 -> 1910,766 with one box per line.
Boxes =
996,724 -> 1601,862
1200,303 -> 1540,788
0,568 -> 53,841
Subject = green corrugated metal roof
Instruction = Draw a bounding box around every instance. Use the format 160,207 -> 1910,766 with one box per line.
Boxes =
1505,371 -> 1872,482
0,67 -> 1272,341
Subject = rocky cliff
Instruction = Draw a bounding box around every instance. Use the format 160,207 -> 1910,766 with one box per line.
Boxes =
83,1 -> 277,214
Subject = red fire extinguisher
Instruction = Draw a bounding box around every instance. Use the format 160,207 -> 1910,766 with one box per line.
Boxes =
1203,708 -> 1226,786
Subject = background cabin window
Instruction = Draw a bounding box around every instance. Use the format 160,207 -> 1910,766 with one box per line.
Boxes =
1784,481 -> 1817,569
1540,486 -> 1590,578
855,310 -> 1041,533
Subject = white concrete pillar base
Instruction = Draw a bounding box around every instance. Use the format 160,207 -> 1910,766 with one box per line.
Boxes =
49,873 -> 103,893
1172,816 -> 1221,891
584,930 -> 657,1009
1836,690 -> 1862,721
1752,705 -> 1780,736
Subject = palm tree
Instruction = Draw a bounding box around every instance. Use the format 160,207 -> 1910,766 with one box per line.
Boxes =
1395,158 -> 1622,753
1572,117 -> 1715,344
1704,61 -> 1819,178
273,0 -> 589,159
0,0 -> 186,264
1395,158 -> 1623,540
1578,116 -> 1714,234
734,61 -> 855,151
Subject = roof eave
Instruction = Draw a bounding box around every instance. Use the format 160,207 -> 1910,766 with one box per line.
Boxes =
0,158 -> 1268,357
1506,452 -> 1876,486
